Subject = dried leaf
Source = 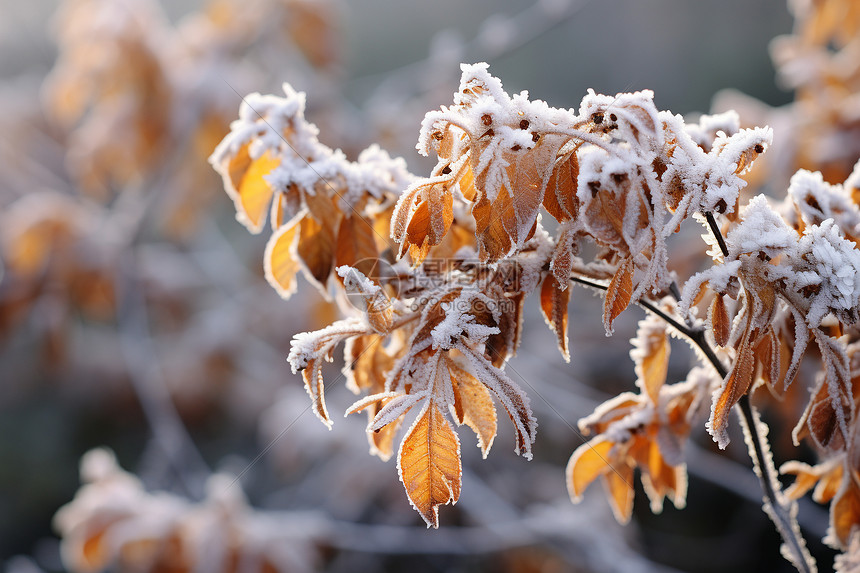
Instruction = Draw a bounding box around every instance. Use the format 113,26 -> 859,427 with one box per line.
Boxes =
227,145 -> 280,233
397,402 -> 462,528
336,214 -> 380,281
710,337 -> 755,447
566,437 -> 614,500
603,258 -> 634,333
710,294 -> 731,347
302,357 -> 331,427
459,344 -> 536,459
632,317 -> 670,404
484,292 -> 524,367
448,360 -> 497,458
833,479 -> 860,547
602,462 -> 635,524
264,213 -> 303,299
540,274 -> 570,361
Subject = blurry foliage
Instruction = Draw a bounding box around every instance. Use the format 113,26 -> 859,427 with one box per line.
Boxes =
4,0 -> 860,572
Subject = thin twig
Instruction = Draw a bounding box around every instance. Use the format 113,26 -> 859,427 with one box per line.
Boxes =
705,211 -> 730,259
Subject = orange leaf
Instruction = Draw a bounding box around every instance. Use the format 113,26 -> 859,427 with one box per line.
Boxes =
448,360 -> 497,458
602,462 -> 635,524
632,317 -> 670,404
781,461 -> 825,500
540,274 -> 570,362
264,215 -> 302,299
79,525 -> 113,570
397,403 -> 462,528
710,294 -> 731,347
710,337 -> 755,447
297,210 -> 336,290
832,479 -> 860,547
336,214 -> 380,280
566,437 -> 614,500
603,258 -> 634,333
227,146 -> 280,233
473,188 -> 515,262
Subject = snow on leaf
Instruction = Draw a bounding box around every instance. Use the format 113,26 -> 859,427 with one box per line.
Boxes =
397,402 -> 462,528
369,392 -> 426,432
288,318 -> 373,427
337,266 -> 394,334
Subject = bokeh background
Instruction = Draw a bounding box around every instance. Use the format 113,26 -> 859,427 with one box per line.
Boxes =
1,0 -> 836,572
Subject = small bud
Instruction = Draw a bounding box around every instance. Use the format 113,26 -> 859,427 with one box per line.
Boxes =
519,119 -> 530,129
481,114 -> 493,126
754,143 -> 764,154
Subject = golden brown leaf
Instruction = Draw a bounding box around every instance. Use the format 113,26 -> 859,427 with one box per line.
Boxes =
566,437 -> 615,500
633,318 -> 670,405
710,337 -> 755,446
602,463 -> 635,524
710,294 -> 731,347
448,360 -> 497,457
397,403 -> 462,528
297,210 -> 336,290
335,214 -> 380,280
226,145 -> 280,233
540,274 -> 570,361
264,216 -> 301,299
603,258 -> 634,333
473,187 -> 515,262
833,479 -> 860,547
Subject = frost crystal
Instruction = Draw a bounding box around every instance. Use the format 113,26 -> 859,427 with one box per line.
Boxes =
790,220 -> 860,326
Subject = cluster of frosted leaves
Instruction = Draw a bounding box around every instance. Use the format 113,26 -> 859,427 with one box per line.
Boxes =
393,63 -> 771,333
681,162 -> 860,450
211,64 -> 777,527
566,315 -> 713,522
781,340 -> 860,550
54,449 -> 318,573
286,231 -> 553,526
209,83 -> 414,299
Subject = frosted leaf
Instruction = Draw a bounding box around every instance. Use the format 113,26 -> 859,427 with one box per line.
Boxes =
684,110 -> 741,151
431,291 -> 500,350
789,219 -> 860,326
726,195 -> 798,259
287,317 -> 369,373
457,343 -> 537,459
337,265 -> 381,297
370,392 -> 427,431
789,169 -> 860,240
